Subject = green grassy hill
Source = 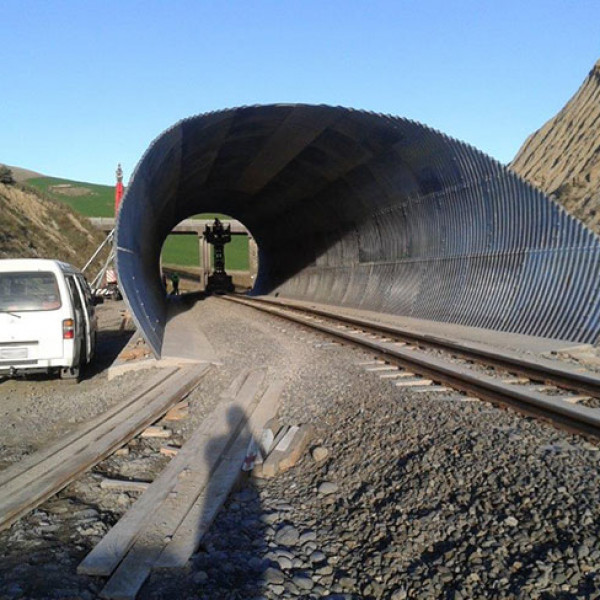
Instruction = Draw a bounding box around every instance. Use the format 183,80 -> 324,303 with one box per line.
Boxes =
26,176 -> 115,217
26,175 -> 249,270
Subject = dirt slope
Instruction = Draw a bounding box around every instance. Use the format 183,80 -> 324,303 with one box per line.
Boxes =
5,165 -> 45,182
0,182 -> 105,269
510,59 -> 600,234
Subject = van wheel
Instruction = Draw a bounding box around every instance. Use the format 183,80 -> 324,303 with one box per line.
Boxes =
60,366 -> 80,382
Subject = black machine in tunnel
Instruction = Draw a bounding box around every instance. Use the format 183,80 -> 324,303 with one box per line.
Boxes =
116,104 -> 600,357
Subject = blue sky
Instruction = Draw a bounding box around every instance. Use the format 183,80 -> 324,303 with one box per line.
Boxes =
2,0 -> 599,185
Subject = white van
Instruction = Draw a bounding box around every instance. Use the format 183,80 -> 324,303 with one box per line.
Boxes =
0,259 -> 97,380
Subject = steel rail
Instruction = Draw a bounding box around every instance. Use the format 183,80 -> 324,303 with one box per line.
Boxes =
238,296 -> 600,398
0,368 -> 179,490
0,366 -> 209,532
224,295 -> 600,440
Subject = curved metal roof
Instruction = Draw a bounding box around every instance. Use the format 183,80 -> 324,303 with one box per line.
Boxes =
116,104 -> 600,356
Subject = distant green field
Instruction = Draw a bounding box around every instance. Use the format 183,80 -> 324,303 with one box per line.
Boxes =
161,234 -> 249,271
26,176 -> 250,269
26,176 -> 115,217
224,235 -> 250,271
161,235 -> 199,266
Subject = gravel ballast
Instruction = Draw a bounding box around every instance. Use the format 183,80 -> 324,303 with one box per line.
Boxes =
1,297 -> 600,599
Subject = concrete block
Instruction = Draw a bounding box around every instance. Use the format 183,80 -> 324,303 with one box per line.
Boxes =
259,418 -> 281,455
259,424 -> 313,478
279,424 -> 313,472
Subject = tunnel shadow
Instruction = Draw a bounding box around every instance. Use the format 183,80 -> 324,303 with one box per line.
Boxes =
141,405 -> 269,599
164,291 -> 210,324
81,326 -> 134,381
247,222 -> 351,298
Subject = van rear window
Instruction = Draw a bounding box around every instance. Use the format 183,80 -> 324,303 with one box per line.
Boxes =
0,272 -> 62,312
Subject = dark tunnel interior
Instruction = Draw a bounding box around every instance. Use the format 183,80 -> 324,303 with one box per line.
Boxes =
115,104 -> 600,356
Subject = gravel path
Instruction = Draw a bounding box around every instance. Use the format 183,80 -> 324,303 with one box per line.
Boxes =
2,297 -> 600,599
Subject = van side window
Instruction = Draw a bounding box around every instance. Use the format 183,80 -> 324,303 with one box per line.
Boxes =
65,276 -> 83,312
77,275 -> 93,306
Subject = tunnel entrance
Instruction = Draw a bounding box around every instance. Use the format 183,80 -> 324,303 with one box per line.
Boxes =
159,214 -> 257,297
116,104 -> 600,357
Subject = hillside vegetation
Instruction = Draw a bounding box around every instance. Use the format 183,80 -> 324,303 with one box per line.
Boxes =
23,175 -> 247,269
26,176 -> 115,217
511,59 -> 600,235
0,182 -> 106,269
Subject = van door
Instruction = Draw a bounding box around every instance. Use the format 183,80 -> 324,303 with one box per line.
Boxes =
74,275 -> 95,362
65,275 -> 86,364
66,275 -> 93,363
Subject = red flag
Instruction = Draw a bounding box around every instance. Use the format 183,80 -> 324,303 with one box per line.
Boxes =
115,181 -> 124,214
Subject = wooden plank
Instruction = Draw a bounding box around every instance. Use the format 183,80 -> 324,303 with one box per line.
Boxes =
163,402 -> 189,421
0,367 -> 205,532
160,446 -> 179,457
140,427 -> 171,439
98,376 -> 279,599
99,436 -> 250,600
0,368 -> 178,488
0,367 -> 204,531
220,369 -> 251,399
100,479 -> 151,493
79,369 -> 265,578
155,380 -> 284,569
0,367 -> 181,499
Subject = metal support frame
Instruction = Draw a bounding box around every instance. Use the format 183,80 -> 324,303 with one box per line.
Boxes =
82,229 -> 114,274
82,228 -> 117,293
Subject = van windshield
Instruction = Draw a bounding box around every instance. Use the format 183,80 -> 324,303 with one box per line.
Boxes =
0,272 -> 62,312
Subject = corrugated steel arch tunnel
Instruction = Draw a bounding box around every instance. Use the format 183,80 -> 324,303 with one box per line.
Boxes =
116,104 -> 600,357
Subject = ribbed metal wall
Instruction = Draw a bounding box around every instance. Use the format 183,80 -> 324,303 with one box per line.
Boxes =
116,104 -> 600,356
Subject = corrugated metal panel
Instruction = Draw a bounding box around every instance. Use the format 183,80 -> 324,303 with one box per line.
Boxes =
117,104 -> 600,356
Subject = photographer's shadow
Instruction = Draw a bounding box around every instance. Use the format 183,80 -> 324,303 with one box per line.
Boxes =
147,406 -> 270,599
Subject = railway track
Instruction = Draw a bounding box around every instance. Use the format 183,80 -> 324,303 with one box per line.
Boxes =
0,365 -> 209,532
224,295 -> 600,440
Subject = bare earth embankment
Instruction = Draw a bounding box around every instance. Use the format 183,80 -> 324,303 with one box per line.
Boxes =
511,59 -> 600,235
0,182 -> 104,268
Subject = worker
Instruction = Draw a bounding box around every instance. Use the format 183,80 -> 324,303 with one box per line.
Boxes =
171,272 -> 180,296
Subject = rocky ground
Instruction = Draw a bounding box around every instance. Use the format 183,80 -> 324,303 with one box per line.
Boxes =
1,298 -> 600,600
510,59 -> 600,237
